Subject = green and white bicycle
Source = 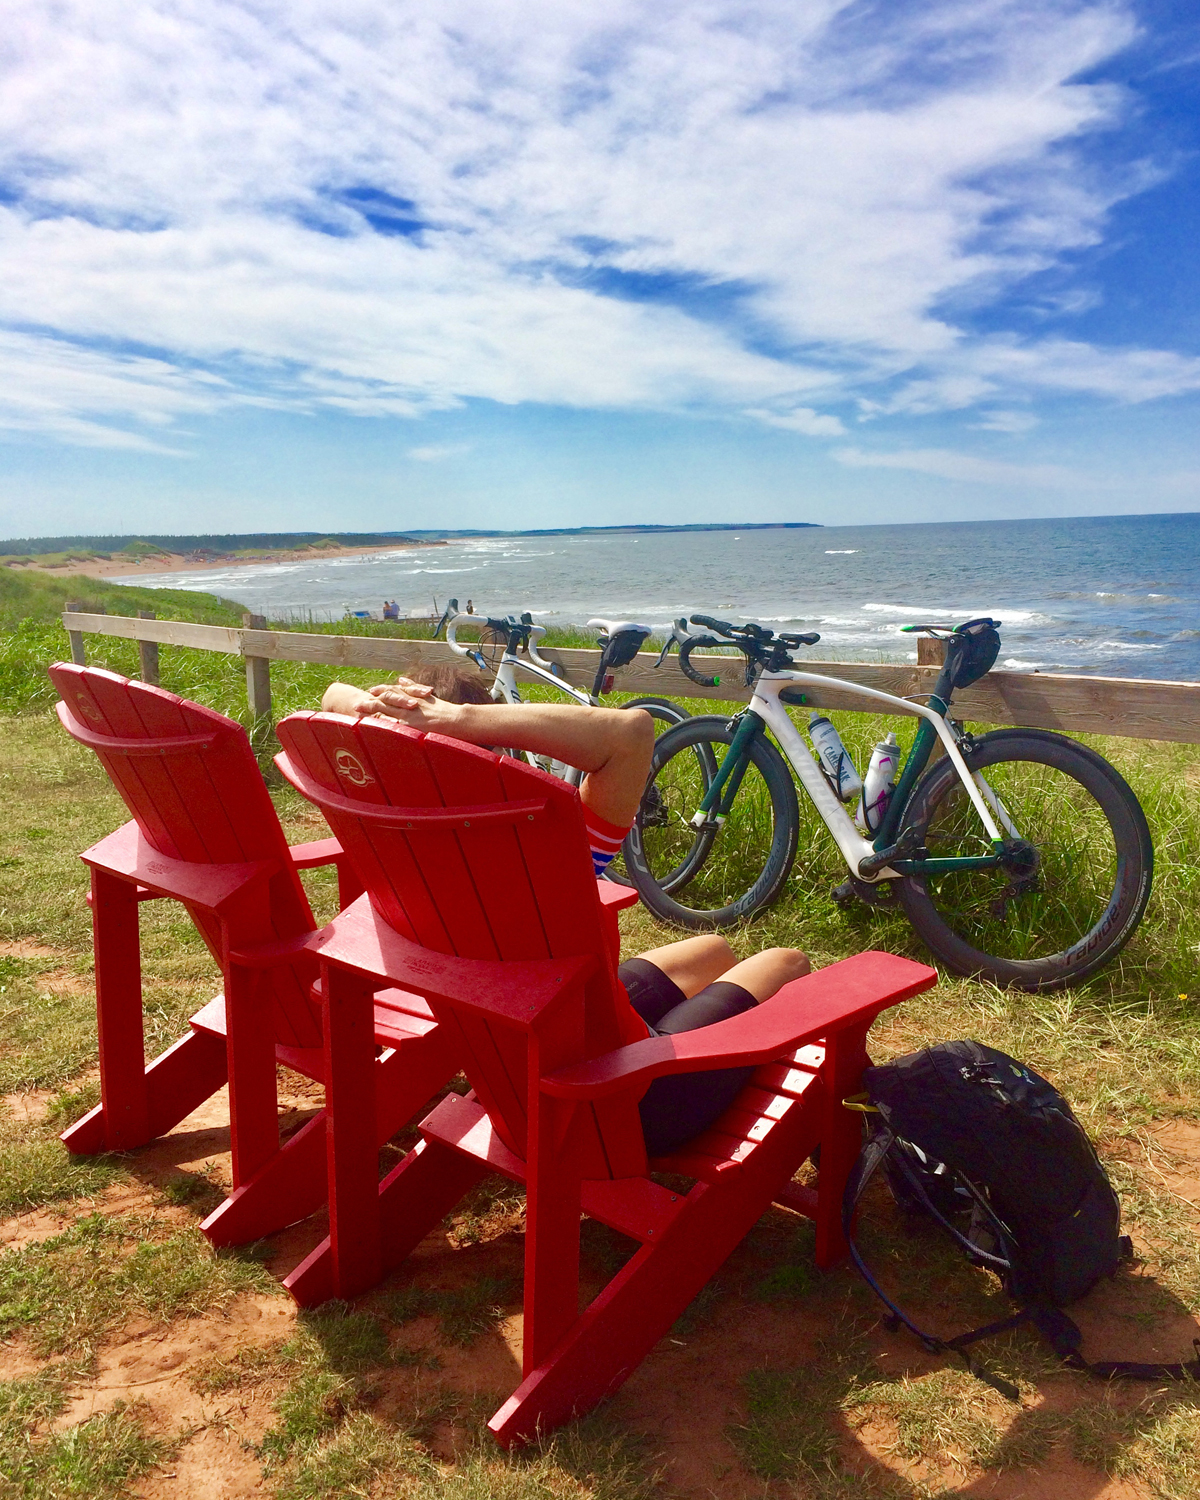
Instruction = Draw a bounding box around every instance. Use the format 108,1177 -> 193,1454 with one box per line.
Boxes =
626,614 -> 1153,990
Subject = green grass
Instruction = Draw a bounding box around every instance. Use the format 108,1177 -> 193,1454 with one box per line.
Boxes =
0,578 -> 1199,1496
0,1213 -> 275,1357
0,1392 -> 168,1500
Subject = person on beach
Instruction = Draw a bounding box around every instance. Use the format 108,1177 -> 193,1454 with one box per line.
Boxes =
321,666 -> 809,1154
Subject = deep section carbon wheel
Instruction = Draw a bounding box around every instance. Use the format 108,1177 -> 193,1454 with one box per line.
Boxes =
626,714 -> 798,928
898,728 -> 1152,989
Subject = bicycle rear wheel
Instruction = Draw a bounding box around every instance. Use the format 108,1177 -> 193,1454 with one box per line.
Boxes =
898,729 -> 1152,989
626,716 -> 798,928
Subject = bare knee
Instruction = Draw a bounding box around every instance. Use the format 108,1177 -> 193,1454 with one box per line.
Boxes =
692,934 -> 736,969
762,947 -> 811,982
774,948 -> 810,984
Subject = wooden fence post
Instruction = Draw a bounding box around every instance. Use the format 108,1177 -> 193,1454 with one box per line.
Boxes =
243,613 -> 272,720
65,600 -> 87,665
137,611 -> 159,685
917,637 -> 946,666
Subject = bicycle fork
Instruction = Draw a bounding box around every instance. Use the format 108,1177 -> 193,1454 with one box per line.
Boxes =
689,711 -> 762,827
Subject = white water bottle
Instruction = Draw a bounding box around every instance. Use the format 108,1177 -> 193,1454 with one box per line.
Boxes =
857,732 -> 900,834
808,713 -> 862,803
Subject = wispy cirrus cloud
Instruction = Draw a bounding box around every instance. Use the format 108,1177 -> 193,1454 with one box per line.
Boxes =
0,0 -> 1191,456
833,445 -> 1093,490
406,443 -> 472,462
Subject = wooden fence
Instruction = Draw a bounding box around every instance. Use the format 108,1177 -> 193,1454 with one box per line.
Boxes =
60,607 -> 1200,745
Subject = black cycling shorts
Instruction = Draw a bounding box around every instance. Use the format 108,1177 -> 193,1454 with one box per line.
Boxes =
618,957 -> 757,1157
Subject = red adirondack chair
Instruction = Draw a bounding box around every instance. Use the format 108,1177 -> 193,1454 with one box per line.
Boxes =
273,710 -> 937,1445
48,664 -> 461,1246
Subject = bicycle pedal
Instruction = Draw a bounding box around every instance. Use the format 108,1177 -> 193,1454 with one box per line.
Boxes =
831,879 -> 860,909
832,877 -> 897,911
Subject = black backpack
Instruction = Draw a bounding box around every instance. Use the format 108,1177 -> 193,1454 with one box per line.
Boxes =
844,1041 -> 1200,1398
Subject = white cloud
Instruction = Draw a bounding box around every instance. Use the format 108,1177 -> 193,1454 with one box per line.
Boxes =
407,443 -> 471,461
833,445 -> 1089,490
0,0 -> 1189,452
744,405 -> 846,436
972,409 -> 1039,433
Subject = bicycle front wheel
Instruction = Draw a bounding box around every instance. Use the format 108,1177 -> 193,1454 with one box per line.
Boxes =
898,728 -> 1153,989
603,697 -> 693,885
626,715 -> 799,929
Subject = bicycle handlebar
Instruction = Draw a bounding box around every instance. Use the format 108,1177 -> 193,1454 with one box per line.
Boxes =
679,635 -> 724,687
443,614 -> 488,671
690,613 -> 737,638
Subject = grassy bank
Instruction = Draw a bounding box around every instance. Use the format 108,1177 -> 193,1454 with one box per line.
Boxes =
0,576 -> 1198,1497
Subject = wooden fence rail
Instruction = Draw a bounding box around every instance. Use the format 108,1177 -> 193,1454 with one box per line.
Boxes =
60,609 -> 1200,745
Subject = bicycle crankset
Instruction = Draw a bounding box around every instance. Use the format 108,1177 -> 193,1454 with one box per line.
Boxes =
832,876 -> 899,910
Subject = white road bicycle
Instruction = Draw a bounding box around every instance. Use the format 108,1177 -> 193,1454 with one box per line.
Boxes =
625,613 -> 1153,991
440,603 -> 690,882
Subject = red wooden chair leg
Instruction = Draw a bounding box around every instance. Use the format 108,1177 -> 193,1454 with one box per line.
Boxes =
323,965 -> 382,1299
224,960 -> 280,1188
491,1072 -> 830,1447
204,1033 -> 458,1247
491,1178 -> 735,1447
285,1134 -> 487,1308
522,1096 -> 583,1376
63,1026 -> 227,1156
813,1026 -> 870,1268
90,869 -> 150,1151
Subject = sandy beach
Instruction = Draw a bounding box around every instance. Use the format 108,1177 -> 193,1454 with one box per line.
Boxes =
7,539 -> 443,582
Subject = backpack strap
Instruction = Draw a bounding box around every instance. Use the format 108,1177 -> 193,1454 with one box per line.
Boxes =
844,1131 -> 1200,1394
843,1127 -> 1022,1401
1030,1306 -> 1200,1383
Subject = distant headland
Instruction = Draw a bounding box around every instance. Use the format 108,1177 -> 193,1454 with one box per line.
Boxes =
0,522 -> 821,581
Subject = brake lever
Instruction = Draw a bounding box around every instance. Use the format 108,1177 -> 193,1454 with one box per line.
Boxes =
653,637 -> 675,668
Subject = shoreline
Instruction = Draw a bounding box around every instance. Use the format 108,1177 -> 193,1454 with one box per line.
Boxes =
8,539 -> 440,583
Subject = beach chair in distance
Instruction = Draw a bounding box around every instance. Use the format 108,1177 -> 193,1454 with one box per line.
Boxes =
48,664 -> 460,1246
273,711 -> 937,1445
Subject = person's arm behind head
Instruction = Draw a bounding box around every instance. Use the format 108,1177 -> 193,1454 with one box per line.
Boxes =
365,686 -> 654,828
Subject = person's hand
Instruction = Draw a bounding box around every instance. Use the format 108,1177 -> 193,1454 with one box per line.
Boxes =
375,676 -> 436,701
366,679 -> 456,729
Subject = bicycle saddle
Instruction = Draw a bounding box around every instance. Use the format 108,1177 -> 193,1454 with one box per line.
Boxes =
587,619 -> 653,639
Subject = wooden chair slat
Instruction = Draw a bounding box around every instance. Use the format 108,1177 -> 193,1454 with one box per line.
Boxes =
418,734 -> 552,962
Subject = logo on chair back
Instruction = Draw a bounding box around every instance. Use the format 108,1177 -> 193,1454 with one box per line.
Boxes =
334,748 -> 374,787
76,697 -> 104,724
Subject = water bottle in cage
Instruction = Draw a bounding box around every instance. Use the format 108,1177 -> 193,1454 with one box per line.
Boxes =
856,732 -> 901,834
807,713 -> 862,803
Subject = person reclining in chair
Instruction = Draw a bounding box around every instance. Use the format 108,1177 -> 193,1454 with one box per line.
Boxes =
321,669 -> 810,1155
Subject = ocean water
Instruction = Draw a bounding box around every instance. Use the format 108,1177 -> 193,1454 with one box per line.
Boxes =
123,512 -> 1200,681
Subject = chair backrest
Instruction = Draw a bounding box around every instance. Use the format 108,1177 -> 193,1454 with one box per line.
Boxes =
51,664 -> 322,1048
276,712 -> 643,1169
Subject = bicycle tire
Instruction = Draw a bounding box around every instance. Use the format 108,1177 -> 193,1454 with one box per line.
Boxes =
621,695 -> 691,726
626,715 -> 799,928
897,728 -> 1152,989
600,696 -> 694,885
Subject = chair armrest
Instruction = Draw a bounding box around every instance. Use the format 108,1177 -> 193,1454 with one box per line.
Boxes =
289,837 -> 345,870
80,821 -> 276,911
541,951 -> 937,1100
596,881 -> 639,914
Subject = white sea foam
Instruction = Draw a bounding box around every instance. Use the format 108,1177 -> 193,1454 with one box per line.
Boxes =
825,549 -> 859,554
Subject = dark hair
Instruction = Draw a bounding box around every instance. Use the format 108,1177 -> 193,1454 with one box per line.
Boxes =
404,663 -> 493,705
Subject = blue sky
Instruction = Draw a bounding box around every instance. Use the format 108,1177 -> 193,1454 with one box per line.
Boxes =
0,0 -> 1198,538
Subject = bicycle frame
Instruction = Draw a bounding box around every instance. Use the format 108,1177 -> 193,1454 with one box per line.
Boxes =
444,612 -> 595,777
693,669 -> 1008,883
